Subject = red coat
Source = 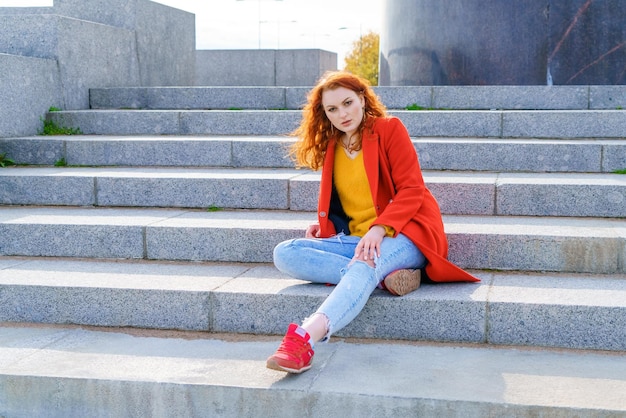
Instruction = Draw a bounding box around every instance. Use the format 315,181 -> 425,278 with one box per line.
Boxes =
316,117 -> 479,283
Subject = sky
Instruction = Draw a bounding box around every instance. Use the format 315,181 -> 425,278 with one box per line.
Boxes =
0,0 -> 383,67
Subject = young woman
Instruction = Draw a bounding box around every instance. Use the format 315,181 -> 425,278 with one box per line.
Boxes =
266,71 -> 479,373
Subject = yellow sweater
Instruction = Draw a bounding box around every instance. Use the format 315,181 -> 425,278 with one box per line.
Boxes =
333,144 -> 394,237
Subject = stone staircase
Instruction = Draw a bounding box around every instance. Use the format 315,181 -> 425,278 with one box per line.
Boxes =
0,85 -> 625,417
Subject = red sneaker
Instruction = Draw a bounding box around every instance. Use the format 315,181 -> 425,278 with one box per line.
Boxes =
266,323 -> 314,373
383,269 -> 421,296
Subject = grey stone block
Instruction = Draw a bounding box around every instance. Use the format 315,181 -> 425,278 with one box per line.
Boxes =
590,85 -> 626,109
180,110 -> 301,135
603,142 -> 626,173
2,206 -> 623,273
65,136 -> 233,167
53,0 -> 195,86
86,85 -> 626,111
196,50 -> 278,87
285,87 -> 310,109
0,14 -> 56,59
88,86 -> 311,111
373,87 -> 433,109
445,215 -> 625,274
48,110 -> 181,135
0,223 -> 143,259
6,135 -> 616,175
0,14 -> 141,110
0,7 -> 52,15
289,173 -> 320,211
1,257 -> 624,352
145,210 -> 309,262
195,49 -> 336,87
0,168 -> 95,206
337,281 -> 487,343
390,110 -> 502,137
213,273 -> 487,343
0,285 -> 211,330
53,0 -> 140,30
134,0 -> 195,86
89,88 -> 147,109
496,173 -> 626,217
232,137 -> 294,168
90,87 -> 288,110
502,110 -> 626,138
0,207 -> 180,259
44,106 -> 626,139
95,169 -> 293,209
275,49 -> 337,87
414,138 -> 604,172
0,137 -> 65,166
426,172 -> 496,215
432,86 -> 589,110
0,54 -> 63,138
212,276 -> 325,335
63,136 -> 294,168
3,166 -> 623,218
0,259 -> 245,330
142,87 -> 286,110
487,274 -> 626,351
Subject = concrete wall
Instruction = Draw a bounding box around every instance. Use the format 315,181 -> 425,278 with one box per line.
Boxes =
0,0 -> 195,138
0,14 -> 141,110
196,49 -> 337,86
51,0 -> 196,87
0,53 -> 64,137
134,0 -> 196,86
0,0 -> 196,87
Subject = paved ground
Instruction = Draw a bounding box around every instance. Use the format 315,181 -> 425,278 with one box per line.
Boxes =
1,323 -> 625,417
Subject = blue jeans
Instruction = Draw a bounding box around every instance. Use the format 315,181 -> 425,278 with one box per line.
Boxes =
273,233 -> 426,340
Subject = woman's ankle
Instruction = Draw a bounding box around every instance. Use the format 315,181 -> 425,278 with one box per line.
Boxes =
302,313 -> 329,344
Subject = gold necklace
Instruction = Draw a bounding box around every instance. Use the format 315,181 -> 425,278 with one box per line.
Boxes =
341,135 -> 359,151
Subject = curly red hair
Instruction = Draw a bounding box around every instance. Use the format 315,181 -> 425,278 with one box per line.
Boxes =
289,71 -> 387,170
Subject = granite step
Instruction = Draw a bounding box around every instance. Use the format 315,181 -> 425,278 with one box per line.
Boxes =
1,135 -> 625,173
1,167 -> 625,218
1,323 -> 624,417
0,256 -> 624,351
0,206 -> 624,274
89,85 -> 626,110
45,109 -> 626,138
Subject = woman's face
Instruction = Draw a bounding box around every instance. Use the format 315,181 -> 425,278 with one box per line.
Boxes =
321,86 -> 365,138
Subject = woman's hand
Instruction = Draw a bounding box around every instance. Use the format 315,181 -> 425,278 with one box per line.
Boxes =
354,225 -> 386,265
305,223 -> 321,238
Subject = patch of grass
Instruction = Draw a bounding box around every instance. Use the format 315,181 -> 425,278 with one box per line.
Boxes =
405,103 -> 447,111
54,158 -> 67,167
617,106 -> 623,110
207,205 -> 222,212
39,107 -> 82,136
40,118 -> 82,135
0,153 -> 16,167
613,168 -> 626,174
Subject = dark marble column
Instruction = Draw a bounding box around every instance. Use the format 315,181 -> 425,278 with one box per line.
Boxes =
379,0 -> 626,85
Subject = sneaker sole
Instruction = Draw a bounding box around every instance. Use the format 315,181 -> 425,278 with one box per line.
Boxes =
266,358 -> 312,374
384,269 -> 421,296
